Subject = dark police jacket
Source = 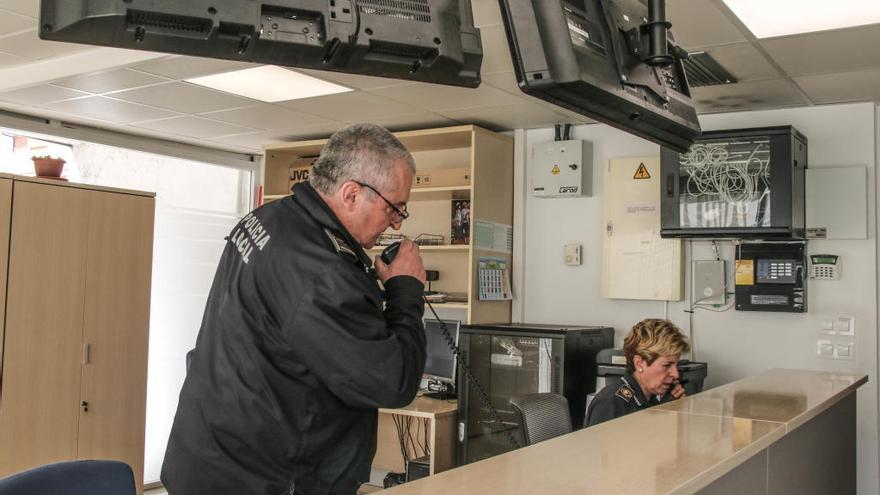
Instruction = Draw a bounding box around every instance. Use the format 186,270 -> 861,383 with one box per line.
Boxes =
585,373 -> 672,427
161,182 -> 426,495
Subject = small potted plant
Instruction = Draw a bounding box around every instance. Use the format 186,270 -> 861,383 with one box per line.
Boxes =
31,155 -> 66,179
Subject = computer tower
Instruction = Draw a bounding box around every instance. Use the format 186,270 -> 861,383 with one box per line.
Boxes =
456,323 -> 613,465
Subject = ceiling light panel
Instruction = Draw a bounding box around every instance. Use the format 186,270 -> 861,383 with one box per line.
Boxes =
186,65 -> 351,102
723,0 -> 880,38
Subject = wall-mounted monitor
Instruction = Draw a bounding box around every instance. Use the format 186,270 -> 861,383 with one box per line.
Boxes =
39,0 -> 483,88
498,0 -> 701,152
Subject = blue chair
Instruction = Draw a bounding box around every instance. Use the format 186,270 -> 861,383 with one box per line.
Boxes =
0,460 -> 135,495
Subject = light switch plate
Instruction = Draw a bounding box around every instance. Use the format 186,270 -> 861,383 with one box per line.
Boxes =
835,342 -> 855,360
817,339 -> 834,359
836,316 -> 855,336
564,243 -> 582,266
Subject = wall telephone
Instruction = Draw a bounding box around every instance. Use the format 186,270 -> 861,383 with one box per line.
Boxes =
810,254 -> 840,280
380,242 -> 521,449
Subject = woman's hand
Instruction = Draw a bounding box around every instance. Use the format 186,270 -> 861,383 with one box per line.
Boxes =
669,382 -> 687,400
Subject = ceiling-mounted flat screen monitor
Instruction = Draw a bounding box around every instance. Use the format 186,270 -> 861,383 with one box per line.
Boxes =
39,0 -> 483,88
498,0 -> 701,152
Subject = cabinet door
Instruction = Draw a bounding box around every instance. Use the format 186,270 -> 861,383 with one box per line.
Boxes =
78,191 -> 154,490
0,182 -> 90,476
0,179 -> 13,384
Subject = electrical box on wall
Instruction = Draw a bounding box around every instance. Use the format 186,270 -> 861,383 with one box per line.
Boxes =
531,139 -> 592,197
734,242 -> 806,312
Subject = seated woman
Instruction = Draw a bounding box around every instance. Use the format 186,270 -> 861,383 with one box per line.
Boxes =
585,318 -> 690,427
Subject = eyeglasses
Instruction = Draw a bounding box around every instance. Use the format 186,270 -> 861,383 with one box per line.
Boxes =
353,181 -> 409,222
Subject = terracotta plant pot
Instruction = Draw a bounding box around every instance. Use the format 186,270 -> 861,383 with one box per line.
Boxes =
32,156 -> 65,178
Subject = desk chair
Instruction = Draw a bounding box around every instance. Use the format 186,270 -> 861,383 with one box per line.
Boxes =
0,460 -> 136,495
509,393 -> 573,446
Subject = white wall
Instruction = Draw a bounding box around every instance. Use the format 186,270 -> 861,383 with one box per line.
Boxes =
515,102 -> 878,494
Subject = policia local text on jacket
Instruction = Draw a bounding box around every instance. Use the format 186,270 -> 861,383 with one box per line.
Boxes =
161,182 -> 427,495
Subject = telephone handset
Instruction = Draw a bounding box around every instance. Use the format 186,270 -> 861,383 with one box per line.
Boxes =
380,241 -> 401,265
379,241 -> 521,449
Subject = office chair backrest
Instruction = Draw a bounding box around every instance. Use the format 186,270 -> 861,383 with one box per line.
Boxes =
0,460 -> 136,495
509,392 -> 573,446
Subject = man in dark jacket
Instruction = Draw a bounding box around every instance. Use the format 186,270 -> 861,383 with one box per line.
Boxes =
161,123 -> 427,495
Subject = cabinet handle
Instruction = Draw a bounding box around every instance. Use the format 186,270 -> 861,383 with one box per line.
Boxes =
83,343 -> 91,365
666,173 -> 675,197
81,400 -> 89,413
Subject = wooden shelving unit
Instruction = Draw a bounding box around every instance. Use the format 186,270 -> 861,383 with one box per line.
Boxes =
262,125 -> 513,325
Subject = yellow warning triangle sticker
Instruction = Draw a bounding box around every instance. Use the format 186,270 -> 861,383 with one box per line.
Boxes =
551,165 -> 560,175
633,163 -> 651,179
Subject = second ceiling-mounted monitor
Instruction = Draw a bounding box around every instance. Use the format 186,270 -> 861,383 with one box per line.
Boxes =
498,0 -> 701,152
39,0 -> 483,88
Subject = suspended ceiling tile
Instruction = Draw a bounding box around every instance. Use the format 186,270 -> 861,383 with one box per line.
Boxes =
268,122 -> 349,142
700,43 -> 778,82
279,91 -> 425,121
480,24 -> 514,75
132,115 -> 258,139
52,68 -> 170,94
761,24 -> 880,77
794,68 -> 880,104
291,67 -> 411,91
692,79 -> 810,113
0,8 -> 32,36
481,71 -> 596,123
439,102 -> 570,131
111,81 -> 255,114
0,83 -> 88,105
205,131 -> 283,152
129,55 -> 258,80
667,0 -> 747,48
200,104 -> 332,131
365,113 -> 459,132
473,0 -> 502,27
0,28 -> 87,60
370,81 -> 521,112
45,95 -> 179,123
0,50 -> 25,69
0,0 -> 38,18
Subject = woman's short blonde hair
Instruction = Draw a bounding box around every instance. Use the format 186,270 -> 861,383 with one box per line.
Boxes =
623,319 -> 690,372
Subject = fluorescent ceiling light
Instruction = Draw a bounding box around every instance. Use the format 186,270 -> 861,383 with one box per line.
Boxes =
186,65 -> 351,102
723,0 -> 880,38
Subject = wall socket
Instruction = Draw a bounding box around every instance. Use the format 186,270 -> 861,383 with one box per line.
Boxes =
692,260 -> 726,305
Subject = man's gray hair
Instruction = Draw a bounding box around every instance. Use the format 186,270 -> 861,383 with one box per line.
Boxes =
310,123 -> 415,195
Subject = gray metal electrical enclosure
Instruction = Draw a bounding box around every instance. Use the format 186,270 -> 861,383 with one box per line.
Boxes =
531,139 -> 592,197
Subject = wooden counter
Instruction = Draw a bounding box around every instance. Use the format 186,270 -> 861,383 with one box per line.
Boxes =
381,369 -> 867,494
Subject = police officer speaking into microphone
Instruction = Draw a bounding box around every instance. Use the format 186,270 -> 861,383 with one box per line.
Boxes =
162,123 -> 427,495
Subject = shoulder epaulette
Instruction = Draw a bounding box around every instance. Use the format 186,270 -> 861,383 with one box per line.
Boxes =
615,383 -> 636,403
324,229 -> 358,260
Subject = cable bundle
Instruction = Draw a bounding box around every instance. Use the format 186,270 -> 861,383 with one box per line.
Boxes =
680,141 -> 770,204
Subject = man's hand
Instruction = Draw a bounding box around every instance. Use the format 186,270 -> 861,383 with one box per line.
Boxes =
374,239 -> 426,284
669,381 -> 687,400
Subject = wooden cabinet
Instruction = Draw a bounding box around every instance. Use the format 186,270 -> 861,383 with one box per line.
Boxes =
262,125 -> 513,324
0,177 -> 154,493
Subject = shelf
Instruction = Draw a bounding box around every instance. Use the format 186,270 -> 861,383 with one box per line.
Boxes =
370,244 -> 469,252
410,185 -> 471,202
426,302 -> 468,310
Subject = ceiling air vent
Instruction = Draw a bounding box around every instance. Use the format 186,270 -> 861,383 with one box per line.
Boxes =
358,0 -> 432,23
683,52 -> 737,87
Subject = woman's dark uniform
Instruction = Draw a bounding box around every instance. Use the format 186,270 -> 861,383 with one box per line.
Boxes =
585,373 -> 674,427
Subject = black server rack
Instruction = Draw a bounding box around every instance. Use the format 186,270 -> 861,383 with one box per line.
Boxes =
456,323 -> 613,465
660,125 -> 807,239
